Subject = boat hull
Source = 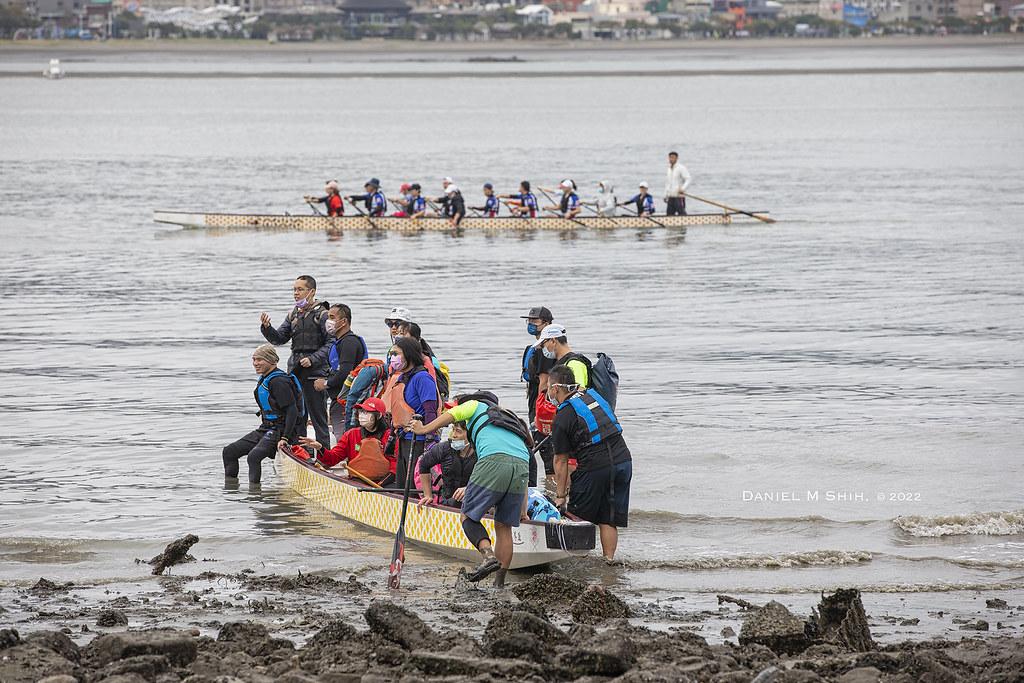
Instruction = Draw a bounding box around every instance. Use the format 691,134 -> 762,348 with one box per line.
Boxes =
277,450 -> 594,569
153,210 -> 732,232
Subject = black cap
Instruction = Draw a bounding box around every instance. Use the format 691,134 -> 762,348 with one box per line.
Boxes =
483,182 -> 493,190
520,306 -> 553,322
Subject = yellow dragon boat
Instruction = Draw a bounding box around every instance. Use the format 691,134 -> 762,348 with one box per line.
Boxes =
152,209 -> 749,233
277,449 -> 596,569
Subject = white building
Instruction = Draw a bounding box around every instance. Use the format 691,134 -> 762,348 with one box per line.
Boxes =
515,3 -> 553,23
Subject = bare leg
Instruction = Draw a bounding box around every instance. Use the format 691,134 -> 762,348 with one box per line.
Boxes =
599,524 -> 618,561
493,522 -> 514,569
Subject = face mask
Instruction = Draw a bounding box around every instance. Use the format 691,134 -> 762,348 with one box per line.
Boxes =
295,298 -> 308,309
358,412 -> 376,429
389,355 -> 404,372
325,319 -> 337,335
546,391 -> 559,404
450,439 -> 467,451
542,346 -> 556,359
527,323 -> 539,336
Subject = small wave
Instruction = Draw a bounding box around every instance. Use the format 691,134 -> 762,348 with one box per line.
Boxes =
894,510 -> 1024,537
631,549 -> 873,570
629,510 -> 877,526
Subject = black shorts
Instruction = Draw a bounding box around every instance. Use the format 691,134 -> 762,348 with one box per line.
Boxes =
568,460 -> 632,528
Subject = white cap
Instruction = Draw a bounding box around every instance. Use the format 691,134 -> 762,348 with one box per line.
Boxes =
444,184 -> 459,195
532,323 -> 566,347
442,176 -> 453,185
385,307 -> 413,324
639,181 -> 649,188
325,180 -> 339,191
560,179 -> 573,190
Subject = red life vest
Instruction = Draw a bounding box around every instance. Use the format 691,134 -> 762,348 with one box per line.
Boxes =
327,193 -> 344,217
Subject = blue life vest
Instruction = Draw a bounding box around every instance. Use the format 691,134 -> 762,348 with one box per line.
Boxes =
255,369 -> 304,421
409,196 -> 426,215
328,333 -> 368,372
563,389 -> 621,445
483,195 -> 499,217
370,191 -> 387,216
521,345 -> 536,382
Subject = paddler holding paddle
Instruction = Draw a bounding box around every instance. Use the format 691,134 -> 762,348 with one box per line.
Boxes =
497,180 -> 539,218
348,178 -> 387,217
542,179 -> 582,220
407,392 -> 534,587
621,182 -> 656,216
305,180 -> 344,217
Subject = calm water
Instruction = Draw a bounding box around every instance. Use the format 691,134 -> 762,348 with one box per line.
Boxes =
1,45 -> 1023,607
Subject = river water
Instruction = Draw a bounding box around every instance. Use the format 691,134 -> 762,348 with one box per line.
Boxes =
1,42 -> 1023,637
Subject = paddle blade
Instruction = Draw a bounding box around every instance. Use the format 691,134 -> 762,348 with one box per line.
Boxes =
388,538 -> 405,590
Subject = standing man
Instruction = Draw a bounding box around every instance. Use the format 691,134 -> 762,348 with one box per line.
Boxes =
223,344 -> 303,484
547,364 -> 632,562
534,323 -> 590,388
664,150 -> 692,216
520,306 -> 555,486
260,275 -> 332,448
318,303 -> 369,444
408,392 -> 533,587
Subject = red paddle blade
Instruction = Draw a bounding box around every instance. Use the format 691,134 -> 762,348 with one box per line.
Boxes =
388,548 -> 404,589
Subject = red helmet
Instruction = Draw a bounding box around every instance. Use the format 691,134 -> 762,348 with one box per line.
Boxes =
354,397 -> 386,414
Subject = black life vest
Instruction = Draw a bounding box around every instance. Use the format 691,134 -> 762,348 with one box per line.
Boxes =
329,332 -> 369,372
254,369 -> 305,422
458,392 -> 533,449
560,389 -> 621,446
289,301 -> 330,353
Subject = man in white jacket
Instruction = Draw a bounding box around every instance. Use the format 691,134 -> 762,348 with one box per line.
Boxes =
664,151 -> 692,216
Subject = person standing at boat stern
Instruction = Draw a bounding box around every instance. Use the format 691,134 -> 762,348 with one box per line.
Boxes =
223,344 -> 303,484
665,150 -> 692,216
260,276 -> 332,447
319,303 -> 368,444
383,336 -> 439,489
547,364 -> 632,562
521,306 -> 556,487
408,392 -> 533,587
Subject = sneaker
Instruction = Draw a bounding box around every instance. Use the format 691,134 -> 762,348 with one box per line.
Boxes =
467,557 -> 502,583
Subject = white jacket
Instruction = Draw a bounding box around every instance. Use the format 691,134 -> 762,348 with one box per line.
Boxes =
665,163 -> 692,198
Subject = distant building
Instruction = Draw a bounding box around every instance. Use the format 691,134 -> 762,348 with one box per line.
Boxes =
516,3 -> 554,23
337,0 -> 411,29
906,0 -> 955,19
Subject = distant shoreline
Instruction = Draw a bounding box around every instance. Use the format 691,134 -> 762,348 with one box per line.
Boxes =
1,33 -> 1023,58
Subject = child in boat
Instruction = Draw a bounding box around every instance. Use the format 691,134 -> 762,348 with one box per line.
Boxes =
416,422 -> 478,509
298,397 -> 393,482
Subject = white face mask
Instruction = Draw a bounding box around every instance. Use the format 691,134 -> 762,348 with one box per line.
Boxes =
358,412 -> 376,429
325,319 -> 338,335
542,346 -> 556,360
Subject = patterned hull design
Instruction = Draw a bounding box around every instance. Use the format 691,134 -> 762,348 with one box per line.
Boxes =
278,451 -> 594,569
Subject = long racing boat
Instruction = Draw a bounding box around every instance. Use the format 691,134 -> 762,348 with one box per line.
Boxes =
152,209 -> 750,233
277,448 -> 596,569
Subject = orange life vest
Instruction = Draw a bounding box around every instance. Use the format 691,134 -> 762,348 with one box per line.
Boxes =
348,437 -> 390,482
381,367 -> 434,426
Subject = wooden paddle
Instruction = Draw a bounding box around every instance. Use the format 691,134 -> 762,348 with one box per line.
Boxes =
305,198 -> 325,217
388,420 -> 424,590
347,465 -> 382,489
617,201 -> 668,229
348,196 -> 381,230
684,192 -> 775,224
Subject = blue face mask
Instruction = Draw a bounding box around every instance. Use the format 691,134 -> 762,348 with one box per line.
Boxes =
527,323 -> 539,336
450,439 -> 467,451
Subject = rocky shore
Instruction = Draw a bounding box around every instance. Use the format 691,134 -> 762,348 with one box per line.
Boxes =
3,569 -> 1023,683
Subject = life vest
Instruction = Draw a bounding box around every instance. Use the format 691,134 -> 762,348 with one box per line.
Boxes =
561,389 -> 621,446
327,193 -> 344,217
370,191 -> 387,216
634,193 -> 655,215
560,192 -> 579,216
255,369 -> 305,422
483,196 -> 499,217
460,392 -> 533,450
288,301 -> 330,353
520,192 -> 538,217
409,196 -> 426,215
328,332 -> 369,373
534,393 -> 557,435
348,435 -> 391,482
382,367 -> 429,426
521,345 -> 535,382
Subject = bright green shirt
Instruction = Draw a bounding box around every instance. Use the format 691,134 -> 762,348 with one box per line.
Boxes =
447,400 -> 530,462
565,359 -> 589,387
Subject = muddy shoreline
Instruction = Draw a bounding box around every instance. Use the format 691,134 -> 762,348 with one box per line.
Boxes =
4,555 -> 1024,681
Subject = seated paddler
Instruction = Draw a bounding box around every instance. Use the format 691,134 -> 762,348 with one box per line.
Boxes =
305,180 -> 344,217
298,397 -> 393,482
417,421 -> 478,509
